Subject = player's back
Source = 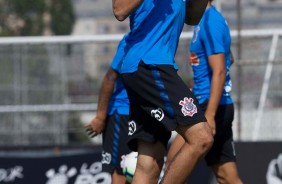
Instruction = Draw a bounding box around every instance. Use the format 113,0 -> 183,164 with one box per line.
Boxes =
121,0 -> 186,74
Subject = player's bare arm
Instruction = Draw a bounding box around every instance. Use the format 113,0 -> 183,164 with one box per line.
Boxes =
85,68 -> 118,137
112,0 -> 143,21
206,53 -> 226,135
96,68 -> 118,120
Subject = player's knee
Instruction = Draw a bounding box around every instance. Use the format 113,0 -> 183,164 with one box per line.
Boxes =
200,136 -> 213,155
197,124 -> 214,154
135,163 -> 162,182
136,156 -> 164,178
177,123 -> 213,155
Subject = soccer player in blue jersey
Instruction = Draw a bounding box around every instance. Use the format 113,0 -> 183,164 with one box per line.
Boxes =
85,37 -> 131,184
166,0 -> 243,183
112,0 -> 214,184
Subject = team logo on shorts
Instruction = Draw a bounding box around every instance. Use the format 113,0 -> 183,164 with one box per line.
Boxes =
179,97 -> 197,117
102,151 -> 111,164
151,108 -> 164,122
128,121 -> 136,136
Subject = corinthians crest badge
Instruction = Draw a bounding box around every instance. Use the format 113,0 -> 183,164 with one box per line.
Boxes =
179,97 -> 197,117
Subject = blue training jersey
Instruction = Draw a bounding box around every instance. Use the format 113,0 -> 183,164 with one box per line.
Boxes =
108,37 -> 130,115
121,0 -> 186,73
190,6 -> 233,105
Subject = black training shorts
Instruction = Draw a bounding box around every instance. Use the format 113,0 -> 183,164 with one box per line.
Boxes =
102,112 -> 131,174
122,61 -> 206,151
200,101 -> 237,166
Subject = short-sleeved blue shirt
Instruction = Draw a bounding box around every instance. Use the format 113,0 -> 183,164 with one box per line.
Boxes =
108,37 -> 130,115
121,0 -> 186,73
190,6 -> 233,105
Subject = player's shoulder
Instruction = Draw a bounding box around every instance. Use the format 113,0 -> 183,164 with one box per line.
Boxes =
205,6 -> 224,21
204,7 -> 227,27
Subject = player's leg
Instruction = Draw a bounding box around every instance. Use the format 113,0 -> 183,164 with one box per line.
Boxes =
112,114 -> 132,184
165,134 -> 184,171
126,107 -> 170,184
207,104 -> 243,184
132,140 -> 165,184
102,113 -> 131,184
165,100 -> 210,171
121,66 -> 172,183
145,64 -> 213,183
101,115 -> 116,178
112,170 -> 130,184
161,122 -> 213,184
211,162 -> 243,184
122,62 -> 213,183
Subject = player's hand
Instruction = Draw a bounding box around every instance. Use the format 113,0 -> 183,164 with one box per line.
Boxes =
84,117 -> 105,138
205,114 -> 216,136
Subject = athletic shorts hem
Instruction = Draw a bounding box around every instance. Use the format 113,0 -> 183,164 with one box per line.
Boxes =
128,137 -> 158,152
206,157 -> 237,166
177,119 -> 207,127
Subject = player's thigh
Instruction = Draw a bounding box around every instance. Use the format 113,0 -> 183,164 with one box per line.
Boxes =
102,113 -> 131,174
176,121 -> 212,145
122,61 -> 207,131
205,104 -> 236,166
137,140 -> 165,169
166,134 -> 185,165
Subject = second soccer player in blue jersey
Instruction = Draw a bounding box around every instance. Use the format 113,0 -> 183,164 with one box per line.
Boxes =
166,0 -> 243,183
